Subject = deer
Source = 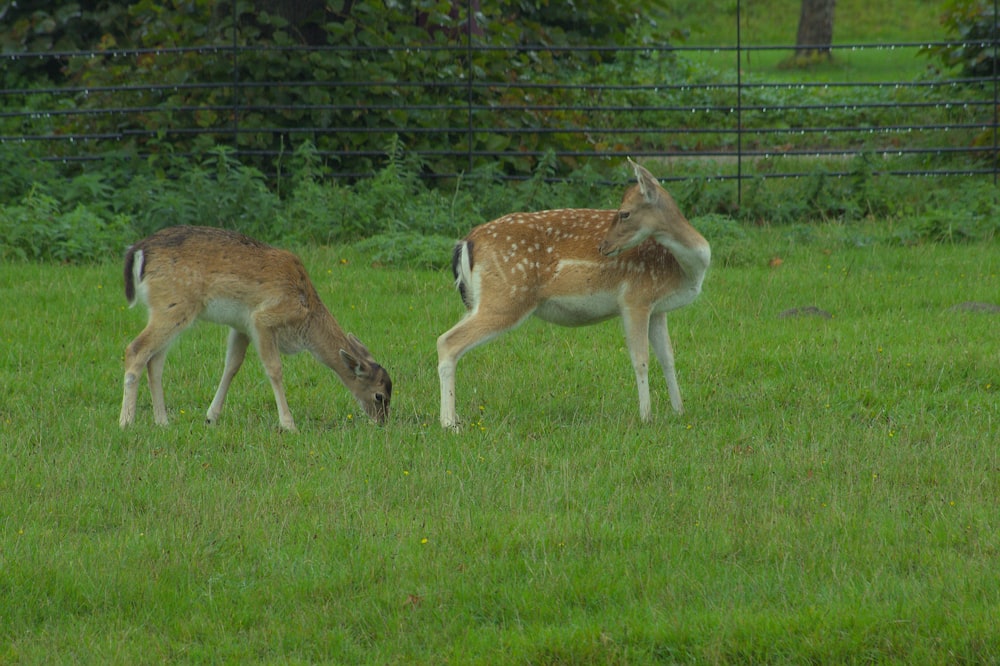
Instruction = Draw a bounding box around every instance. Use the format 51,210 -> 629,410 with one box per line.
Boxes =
118,225 -> 392,431
437,158 -> 711,428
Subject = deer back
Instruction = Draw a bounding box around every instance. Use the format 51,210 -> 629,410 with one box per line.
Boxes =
468,209 -> 692,293
128,226 -> 316,316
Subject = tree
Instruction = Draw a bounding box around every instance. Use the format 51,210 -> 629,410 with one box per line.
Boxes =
794,0 -> 836,63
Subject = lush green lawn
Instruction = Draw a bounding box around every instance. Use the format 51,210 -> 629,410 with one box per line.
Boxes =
678,0 -> 947,82
2,224 -> 998,663
682,0 -> 943,46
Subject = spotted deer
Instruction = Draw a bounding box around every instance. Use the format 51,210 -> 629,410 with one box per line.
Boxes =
437,159 -> 710,428
118,225 -> 392,430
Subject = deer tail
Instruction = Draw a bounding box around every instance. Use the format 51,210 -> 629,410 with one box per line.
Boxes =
451,240 -> 475,310
123,246 -> 144,308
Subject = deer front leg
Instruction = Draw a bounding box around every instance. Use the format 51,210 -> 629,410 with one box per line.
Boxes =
437,321 -> 474,429
622,306 -> 653,422
252,329 -> 296,432
207,329 -> 251,425
649,312 -> 683,414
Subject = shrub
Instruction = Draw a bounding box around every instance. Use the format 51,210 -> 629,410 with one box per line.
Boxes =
351,232 -> 457,270
690,214 -> 756,267
923,0 -> 999,78
116,147 -> 280,240
0,186 -> 131,262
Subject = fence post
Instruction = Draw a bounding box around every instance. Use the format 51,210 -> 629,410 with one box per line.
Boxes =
467,0 -> 475,175
232,0 -> 240,153
736,0 -> 743,205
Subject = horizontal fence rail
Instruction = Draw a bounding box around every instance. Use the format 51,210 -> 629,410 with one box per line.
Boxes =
1,39 -> 997,192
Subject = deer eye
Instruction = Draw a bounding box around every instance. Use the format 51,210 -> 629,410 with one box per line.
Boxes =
618,211 -> 631,220
375,393 -> 387,404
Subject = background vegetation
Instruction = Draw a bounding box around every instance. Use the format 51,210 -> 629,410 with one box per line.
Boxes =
0,0 -> 673,176
1,0 -> 996,266
0,0 -> 994,184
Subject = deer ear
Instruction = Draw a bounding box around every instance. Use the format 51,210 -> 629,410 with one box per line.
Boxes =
629,158 -> 660,204
340,348 -> 372,378
347,333 -> 376,361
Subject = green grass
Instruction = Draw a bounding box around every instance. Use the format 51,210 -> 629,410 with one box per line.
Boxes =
681,0 -> 943,45
2,224 -> 999,663
677,0 -> 947,82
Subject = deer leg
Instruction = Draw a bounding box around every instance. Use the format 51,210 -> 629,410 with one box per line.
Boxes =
120,316 -> 189,428
120,357 -> 142,428
649,312 -> 683,414
622,307 -> 653,421
252,328 -> 296,432
147,349 -> 169,425
437,309 -> 529,428
206,328 -> 250,425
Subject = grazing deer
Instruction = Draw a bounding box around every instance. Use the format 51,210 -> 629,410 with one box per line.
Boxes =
437,158 -> 710,428
118,225 -> 392,430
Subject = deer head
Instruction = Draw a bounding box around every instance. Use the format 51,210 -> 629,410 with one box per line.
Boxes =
599,157 -> 689,258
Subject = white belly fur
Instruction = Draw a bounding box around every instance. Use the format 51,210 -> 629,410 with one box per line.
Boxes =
533,292 -> 620,327
201,298 -> 253,332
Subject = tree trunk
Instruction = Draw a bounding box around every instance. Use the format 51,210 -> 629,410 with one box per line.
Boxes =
795,0 -> 836,60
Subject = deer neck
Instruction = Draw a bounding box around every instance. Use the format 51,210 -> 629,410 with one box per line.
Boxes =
652,221 -> 711,284
303,307 -> 352,378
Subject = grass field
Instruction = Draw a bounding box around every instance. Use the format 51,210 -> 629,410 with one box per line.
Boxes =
2,222 -> 998,663
677,0 -> 947,82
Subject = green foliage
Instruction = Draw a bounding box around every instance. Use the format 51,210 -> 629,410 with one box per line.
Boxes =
115,147 -> 280,240
0,0 -> 675,177
351,231 -> 457,269
690,213 -> 756,267
0,185 -> 131,262
0,2 -> 126,86
897,180 -> 1000,244
0,0 -> 989,184
918,0 -> 1000,161
0,136 -> 997,265
671,149 -> 998,232
0,142 -> 58,202
922,0 -> 999,77
502,0 -> 672,44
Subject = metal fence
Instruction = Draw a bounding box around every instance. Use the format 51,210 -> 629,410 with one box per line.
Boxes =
2,35 -> 998,193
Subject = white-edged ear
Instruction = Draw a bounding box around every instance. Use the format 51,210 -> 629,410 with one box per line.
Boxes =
340,348 -> 371,378
628,157 -> 660,204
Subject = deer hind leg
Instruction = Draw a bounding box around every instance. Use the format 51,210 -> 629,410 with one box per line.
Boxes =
120,342 -> 146,427
146,349 -> 169,425
437,307 -> 532,429
119,311 -> 195,428
206,328 -> 251,426
649,313 -> 683,414
622,306 -> 654,422
251,327 -> 296,432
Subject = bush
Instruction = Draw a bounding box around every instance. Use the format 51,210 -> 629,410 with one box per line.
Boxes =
351,232 -> 457,270
923,0 -> 999,78
0,186 -> 131,262
0,139 -> 996,266
690,214 -> 756,267
0,1 -> 675,179
899,180 -> 1000,244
